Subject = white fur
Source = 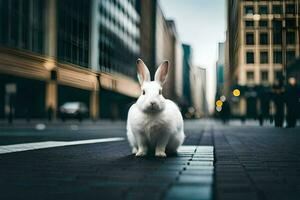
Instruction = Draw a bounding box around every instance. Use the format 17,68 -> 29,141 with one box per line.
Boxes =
127,59 -> 185,157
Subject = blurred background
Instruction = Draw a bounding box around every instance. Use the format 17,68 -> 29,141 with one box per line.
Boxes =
0,0 -> 299,125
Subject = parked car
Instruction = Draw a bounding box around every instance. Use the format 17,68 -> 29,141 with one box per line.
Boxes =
59,102 -> 88,121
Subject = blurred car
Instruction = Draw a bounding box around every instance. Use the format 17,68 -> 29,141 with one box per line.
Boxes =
59,102 -> 88,121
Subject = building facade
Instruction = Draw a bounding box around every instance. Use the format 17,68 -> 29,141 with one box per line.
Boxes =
182,44 -> 193,116
227,0 -> 300,118
216,42 -> 225,99
0,0 -> 140,120
137,0 -> 183,103
190,66 -> 208,118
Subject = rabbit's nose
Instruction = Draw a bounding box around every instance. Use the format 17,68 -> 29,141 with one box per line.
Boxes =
150,102 -> 157,106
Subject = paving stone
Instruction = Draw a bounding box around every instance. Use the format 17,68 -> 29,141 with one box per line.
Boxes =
165,185 -> 212,200
188,161 -> 214,166
177,175 -> 213,185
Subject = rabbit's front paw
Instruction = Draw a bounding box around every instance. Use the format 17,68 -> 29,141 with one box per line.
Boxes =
155,151 -> 167,157
132,147 -> 138,154
135,149 -> 147,157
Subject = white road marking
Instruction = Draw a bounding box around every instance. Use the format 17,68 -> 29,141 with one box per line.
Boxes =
0,137 -> 125,154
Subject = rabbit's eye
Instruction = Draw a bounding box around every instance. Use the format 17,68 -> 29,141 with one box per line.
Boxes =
159,89 -> 162,95
142,90 -> 145,95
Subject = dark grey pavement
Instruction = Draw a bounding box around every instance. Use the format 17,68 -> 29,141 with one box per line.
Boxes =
0,120 -> 300,200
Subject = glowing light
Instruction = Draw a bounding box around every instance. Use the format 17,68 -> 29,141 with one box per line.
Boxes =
216,100 -> 223,107
233,89 -> 241,97
253,14 -> 261,21
220,95 -> 226,102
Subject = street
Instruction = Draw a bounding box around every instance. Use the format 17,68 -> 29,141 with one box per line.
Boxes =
0,120 -> 300,200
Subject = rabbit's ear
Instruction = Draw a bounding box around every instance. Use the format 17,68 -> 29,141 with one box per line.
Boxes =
137,59 -> 150,85
155,60 -> 169,85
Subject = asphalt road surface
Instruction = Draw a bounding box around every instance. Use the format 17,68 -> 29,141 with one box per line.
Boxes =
1,120 -> 300,200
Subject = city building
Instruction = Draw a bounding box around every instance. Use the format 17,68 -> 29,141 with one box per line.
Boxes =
216,42 -> 225,99
227,0 -> 300,118
137,0 -> 183,102
0,0 -> 141,120
182,44 -> 193,116
136,0 -> 156,76
287,58 -> 300,82
190,66 -> 208,118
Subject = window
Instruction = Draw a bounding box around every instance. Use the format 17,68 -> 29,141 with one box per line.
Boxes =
286,50 -> 295,63
245,6 -> 254,15
245,20 -> 254,28
261,71 -> 268,81
287,31 -> 295,44
247,71 -> 254,81
259,5 -> 268,14
0,0 -> 44,54
275,71 -> 282,81
259,20 -> 268,28
273,32 -> 282,45
246,32 -> 254,45
57,0 -> 90,67
260,33 -> 268,45
272,5 -> 282,14
286,4 -> 295,14
260,51 -> 268,64
286,19 -> 296,28
273,26 -> 282,44
272,20 -> 282,44
273,50 -> 282,64
273,20 -> 282,29
246,52 -> 255,64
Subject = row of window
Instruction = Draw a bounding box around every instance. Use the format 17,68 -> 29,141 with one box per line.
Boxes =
0,0 -> 141,78
57,0 -> 90,67
245,19 -> 296,29
245,31 -> 296,45
99,1 -> 139,40
246,50 -> 296,64
0,0 -> 44,54
98,24 -> 137,78
246,70 -> 282,82
245,4 -> 296,15
97,0 -> 140,79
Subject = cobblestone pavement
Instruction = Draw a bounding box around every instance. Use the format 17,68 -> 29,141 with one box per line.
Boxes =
0,120 -> 300,200
213,123 -> 300,200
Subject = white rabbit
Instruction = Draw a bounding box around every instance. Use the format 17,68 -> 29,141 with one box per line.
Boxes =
127,59 -> 185,157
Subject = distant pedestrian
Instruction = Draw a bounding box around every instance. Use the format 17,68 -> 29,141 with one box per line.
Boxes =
258,113 -> 263,126
285,77 -> 299,128
272,80 -> 285,127
220,101 -> 230,124
25,107 -> 31,122
47,106 -> 53,122
241,115 -> 246,124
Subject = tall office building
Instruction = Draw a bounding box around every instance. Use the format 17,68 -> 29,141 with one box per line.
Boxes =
216,42 -> 225,99
182,44 -> 193,111
137,0 -> 183,102
227,0 -> 300,118
190,66 -> 208,118
0,0 -> 141,120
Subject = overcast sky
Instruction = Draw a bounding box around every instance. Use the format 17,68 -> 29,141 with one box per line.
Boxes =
159,0 -> 226,112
